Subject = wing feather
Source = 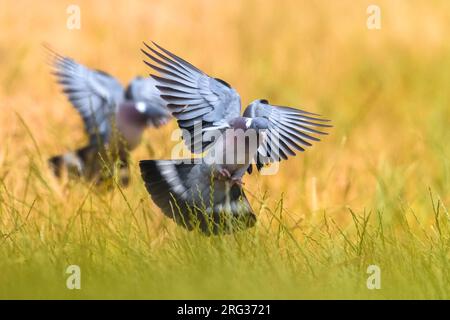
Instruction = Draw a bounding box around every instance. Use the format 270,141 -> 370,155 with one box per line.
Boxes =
142,42 -> 241,153
48,48 -> 123,144
244,100 -> 331,170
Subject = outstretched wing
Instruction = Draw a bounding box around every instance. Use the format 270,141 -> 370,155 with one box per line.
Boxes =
141,42 -> 241,153
243,99 -> 331,171
48,49 -> 124,144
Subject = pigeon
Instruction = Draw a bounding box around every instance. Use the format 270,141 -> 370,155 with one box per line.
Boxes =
47,49 -> 171,185
139,42 -> 331,235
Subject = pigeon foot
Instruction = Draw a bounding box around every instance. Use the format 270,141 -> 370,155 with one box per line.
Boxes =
230,177 -> 245,187
217,168 -> 231,180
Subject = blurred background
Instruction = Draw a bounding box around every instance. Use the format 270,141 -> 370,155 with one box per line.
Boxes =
0,0 -> 449,230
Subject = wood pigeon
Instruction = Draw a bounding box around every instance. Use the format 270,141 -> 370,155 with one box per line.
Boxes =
47,49 -> 171,185
139,42 -> 331,234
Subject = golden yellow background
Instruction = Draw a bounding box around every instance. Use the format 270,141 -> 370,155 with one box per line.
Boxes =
2,0 -> 448,218
0,0 -> 449,298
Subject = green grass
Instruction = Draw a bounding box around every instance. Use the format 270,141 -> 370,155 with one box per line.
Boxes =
1,161 -> 449,299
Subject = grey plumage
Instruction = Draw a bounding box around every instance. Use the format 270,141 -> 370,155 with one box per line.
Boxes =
47,49 -> 171,184
139,42 -> 331,234
140,160 -> 255,235
242,99 -> 330,171
142,42 -> 241,153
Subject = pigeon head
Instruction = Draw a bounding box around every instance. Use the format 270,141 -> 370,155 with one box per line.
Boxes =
248,117 -> 269,131
246,98 -> 269,109
228,117 -> 248,130
135,101 -> 170,127
125,76 -> 145,100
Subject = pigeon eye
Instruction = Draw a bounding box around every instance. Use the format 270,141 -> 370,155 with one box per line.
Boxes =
260,99 -> 268,104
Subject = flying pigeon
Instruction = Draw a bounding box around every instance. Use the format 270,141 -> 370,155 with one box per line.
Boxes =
139,42 -> 331,234
47,49 -> 171,185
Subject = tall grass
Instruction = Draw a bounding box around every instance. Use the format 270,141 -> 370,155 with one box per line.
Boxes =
0,0 -> 449,299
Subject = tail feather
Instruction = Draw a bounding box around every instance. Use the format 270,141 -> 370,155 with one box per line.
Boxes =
139,159 -> 256,235
49,145 -> 131,186
140,160 -> 196,229
48,154 -> 64,178
48,152 -> 84,178
48,145 -> 96,179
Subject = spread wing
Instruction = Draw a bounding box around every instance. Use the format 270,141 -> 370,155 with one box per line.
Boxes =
243,99 -> 331,170
48,49 -> 124,144
141,42 -> 241,153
